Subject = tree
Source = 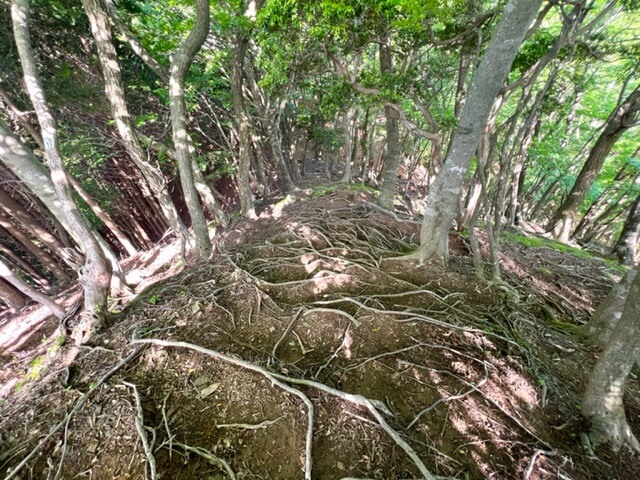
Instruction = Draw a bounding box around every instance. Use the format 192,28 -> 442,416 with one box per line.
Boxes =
10,0 -> 112,342
548,83 -> 640,242
169,0 -> 213,258
613,189 -> 640,265
0,257 -> 65,319
81,0 -> 189,245
582,266 -> 640,453
412,0 -> 543,264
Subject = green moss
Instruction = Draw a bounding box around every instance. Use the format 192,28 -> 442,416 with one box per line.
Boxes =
312,185 -> 338,197
504,232 -> 594,260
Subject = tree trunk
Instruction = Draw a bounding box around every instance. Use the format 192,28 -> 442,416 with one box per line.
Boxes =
0,278 -> 26,310
340,109 -> 356,184
11,0 -> 112,342
231,33 -> 256,218
578,269 -> 637,346
582,267 -> 640,453
0,187 -> 70,266
0,210 -> 66,280
413,0 -> 543,263
613,191 -> 640,266
66,171 -> 138,256
169,0 -> 212,258
378,37 -> 401,210
81,0 -> 188,245
0,257 -> 65,319
102,0 -> 170,82
548,84 -> 640,242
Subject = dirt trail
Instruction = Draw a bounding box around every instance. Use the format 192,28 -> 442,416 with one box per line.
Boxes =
1,186 -> 638,479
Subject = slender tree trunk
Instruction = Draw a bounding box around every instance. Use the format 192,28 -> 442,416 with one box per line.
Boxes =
578,269 -> 637,345
11,0 -> 111,342
231,33 -> 256,218
582,267 -> 640,453
102,0 -> 170,82
0,210 -> 66,280
66,171 -> 138,256
81,0 -> 187,245
0,257 -> 65,319
378,36 -> 401,210
169,0 -> 212,258
612,192 -> 640,265
548,84 -> 640,242
0,278 -> 26,310
0,241 -> 50,288
340,109 -> 356,184
0,188 -> 69,264
413,0 -> 543,263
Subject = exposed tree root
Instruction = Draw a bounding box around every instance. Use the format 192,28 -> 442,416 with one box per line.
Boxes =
131,337 -> 440,480
3,347 -> 142,480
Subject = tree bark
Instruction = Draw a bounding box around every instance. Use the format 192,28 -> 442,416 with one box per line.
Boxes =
0,210 -> 66,281
548,84 -> 640,242
0,278 -> 26,310
0,257 -> 65,319
613,191 -> 640,266
413,0 -> 543,263
577,269 -> 637,346
378,37 -> 401,210
582,267 -> 640,453
11,0 -> 112,342
81,0 -> 188,245
169,0 -> 212,258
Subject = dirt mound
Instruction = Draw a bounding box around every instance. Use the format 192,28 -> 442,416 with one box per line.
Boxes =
1,187 -> 638,479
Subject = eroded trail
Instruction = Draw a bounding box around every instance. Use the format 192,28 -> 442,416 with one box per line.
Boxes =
1,188 -> 638,479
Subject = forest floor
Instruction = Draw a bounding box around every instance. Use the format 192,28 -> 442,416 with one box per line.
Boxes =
1,183 -> 639,480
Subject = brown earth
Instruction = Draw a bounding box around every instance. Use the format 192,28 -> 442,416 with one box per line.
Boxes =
1,186 -> 638,480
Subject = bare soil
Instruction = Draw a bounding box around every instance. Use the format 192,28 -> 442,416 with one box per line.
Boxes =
1,186 -> 639,480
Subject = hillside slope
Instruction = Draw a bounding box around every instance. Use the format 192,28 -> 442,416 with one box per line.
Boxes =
1,187 -> 638,480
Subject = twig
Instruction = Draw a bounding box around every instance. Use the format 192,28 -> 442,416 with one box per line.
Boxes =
315,323 -> 352,378
123,381 -> 157,480
216,417 -> 283,430
408,362 -> 489,429
3,348 -> 142,480
523,449 -> 555,480
174,442 -> 236,479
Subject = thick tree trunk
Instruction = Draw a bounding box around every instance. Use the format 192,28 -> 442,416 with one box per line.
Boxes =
582,267 -> 640,453
613,191 -> 640,266
378,37 -> 401,210
169,0 -> 212,258
413,0 -> 543,263
81,0 -> 187,245
548,84 -> 640,242
11,0 -> 111,342
0,258 -> 65,319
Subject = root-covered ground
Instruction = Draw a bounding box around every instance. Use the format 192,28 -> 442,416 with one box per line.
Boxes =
1,187 -> 639,479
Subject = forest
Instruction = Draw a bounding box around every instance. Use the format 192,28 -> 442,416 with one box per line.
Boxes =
1,0 -> 640,478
